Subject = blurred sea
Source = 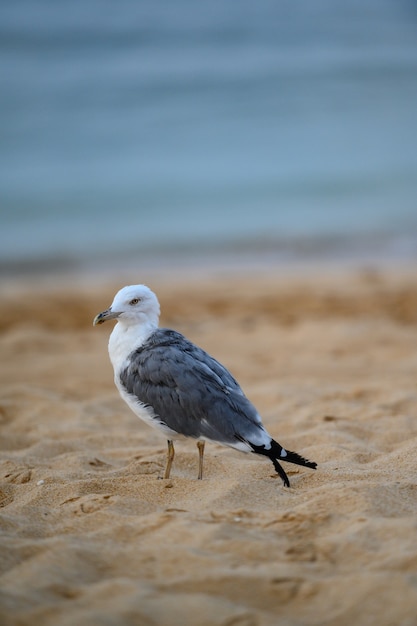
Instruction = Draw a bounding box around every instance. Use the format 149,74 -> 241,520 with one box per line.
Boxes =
1,0 -> 417,275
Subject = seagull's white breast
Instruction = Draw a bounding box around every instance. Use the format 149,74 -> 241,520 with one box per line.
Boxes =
108,321 -> 152,373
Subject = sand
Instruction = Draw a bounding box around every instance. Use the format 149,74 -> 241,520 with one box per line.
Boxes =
1,266 -> 417,626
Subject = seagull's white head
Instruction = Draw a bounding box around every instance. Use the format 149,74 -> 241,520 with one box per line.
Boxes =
93,284 -> 160,329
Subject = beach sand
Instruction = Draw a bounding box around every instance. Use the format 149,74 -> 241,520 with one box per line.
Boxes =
1,266 -> 417,626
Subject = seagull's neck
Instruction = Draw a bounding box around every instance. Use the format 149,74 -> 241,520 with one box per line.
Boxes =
108,319 -> 157,374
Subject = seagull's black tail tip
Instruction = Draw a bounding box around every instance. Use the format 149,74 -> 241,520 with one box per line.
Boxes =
283,448 -> 318,471
251,439 -> 317,488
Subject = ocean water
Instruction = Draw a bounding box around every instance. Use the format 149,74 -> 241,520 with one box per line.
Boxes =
1,0 -> 417,274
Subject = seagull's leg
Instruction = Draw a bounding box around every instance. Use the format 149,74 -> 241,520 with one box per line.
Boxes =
197,441 -> 205,480
164,439 -> 175,479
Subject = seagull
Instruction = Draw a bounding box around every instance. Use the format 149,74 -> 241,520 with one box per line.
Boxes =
93,285 -> 317,487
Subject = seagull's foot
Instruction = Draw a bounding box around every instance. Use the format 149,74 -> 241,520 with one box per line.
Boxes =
197,441 -> 205,480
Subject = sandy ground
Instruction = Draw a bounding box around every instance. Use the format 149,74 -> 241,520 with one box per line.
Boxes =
1,266 -> 417,626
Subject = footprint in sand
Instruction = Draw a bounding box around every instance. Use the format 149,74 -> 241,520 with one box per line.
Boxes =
60,494 -> 114,515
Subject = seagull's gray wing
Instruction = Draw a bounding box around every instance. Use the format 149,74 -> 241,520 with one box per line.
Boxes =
119,329 -> 266,446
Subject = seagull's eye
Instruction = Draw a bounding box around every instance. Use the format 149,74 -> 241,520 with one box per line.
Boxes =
129,298 -> 141,306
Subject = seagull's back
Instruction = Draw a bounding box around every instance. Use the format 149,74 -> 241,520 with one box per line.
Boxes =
118,328 -> 267,450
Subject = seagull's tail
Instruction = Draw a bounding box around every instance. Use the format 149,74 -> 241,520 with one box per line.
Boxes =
250,438 -> 317,488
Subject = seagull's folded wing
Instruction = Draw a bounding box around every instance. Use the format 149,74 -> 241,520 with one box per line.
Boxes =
119,329 -> 267,448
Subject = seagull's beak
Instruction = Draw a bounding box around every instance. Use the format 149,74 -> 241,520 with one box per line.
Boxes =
93,308 -> 121,326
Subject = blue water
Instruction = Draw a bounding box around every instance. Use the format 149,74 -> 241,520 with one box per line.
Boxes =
1,0 -> 417,273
